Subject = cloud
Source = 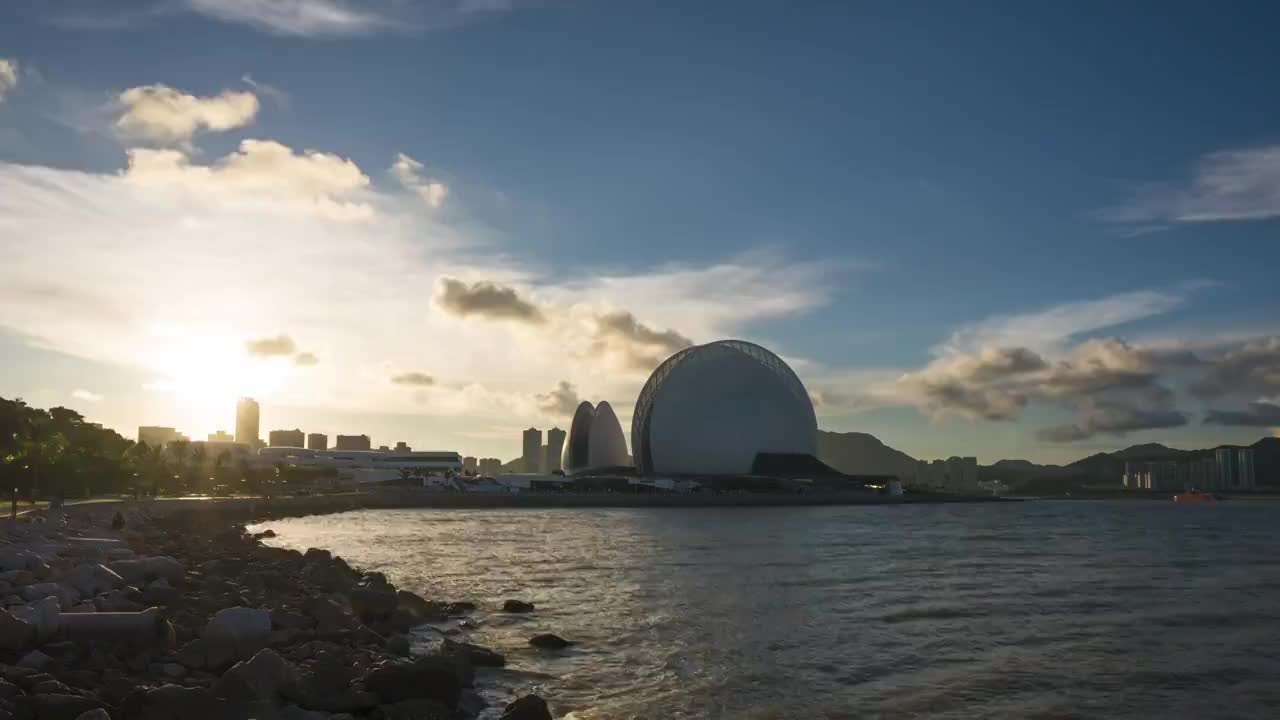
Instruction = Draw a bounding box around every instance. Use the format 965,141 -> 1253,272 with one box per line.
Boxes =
242,74 -> 289,107
390,153 -> 448,208
293,352 -> 319,367
0,59 -> 17,104
589,310 -> 694,372
124,139 -> 373,220
390,372 -> 436,387
70,388 -> 103,403
183,0 -> 391,35
1204,401 -> 1280,427
1106,144 -> 1280,224
245,334 -> 297,357
115,84 -> 259,143
536,381 -> 580,416
435,277 -> 546,323
1190,336 -> 1280,399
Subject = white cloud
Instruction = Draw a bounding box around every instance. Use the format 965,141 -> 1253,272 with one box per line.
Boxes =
70,388 -> 103,403
0,59 -> 17,104
184,0 -> 391,35
241,74 -> 289,107
391,153 -> 449,209
1107,144 -> 1280,224
115,84 -> 259,143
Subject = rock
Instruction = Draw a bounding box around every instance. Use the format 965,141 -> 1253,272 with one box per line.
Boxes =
10,597 -> 62,642
361,657 -> 463,707
17,650 -> 53,671
64,603 -> 96,614
74,711 -> 111,720
381,697 -> 452,720
352,625 -> 383,646
501,694 -> 553,720
303,595 -> 357,633
0,679 -> 24,699
446,601 -> 477,614
56,670 -> 99,690
280,706 -> 328,720
528,633 -> 573,650
385,635 -> 411,656
21,583 -> 79,608
347,588 -> 397,622
107,557 -> 183,586
302,549 -> 331,563
161,663 -> 186,679
0,570 -> 34,586
213,648 -> 300,705
175,639 -> 206,669
502,599 -> 535,613
61,564 -> 125,598
0,609 -> 35,651
302,690 -> 378,714
442,639 -> 506,667
269,609 -> 312,630
117,684 -> 235,720
32,679 -> 73,694
93,590 -> 144,613
259,529 -> 277,538
202,607 -> 271,670
13,693 -> 106,720
142,579 -> 180,607
0,549 -> 42,573
97,673 -> 136,706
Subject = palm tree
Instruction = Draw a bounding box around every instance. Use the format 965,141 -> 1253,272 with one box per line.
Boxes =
168,440 -> 190,496
189,444 -> 208,493
9,412 -> 69,503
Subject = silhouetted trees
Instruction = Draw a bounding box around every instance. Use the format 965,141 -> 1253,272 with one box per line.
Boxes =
1,397 -> 134,500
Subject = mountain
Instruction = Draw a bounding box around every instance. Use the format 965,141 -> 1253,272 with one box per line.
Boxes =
1109,443 -> 1193,461
816,431 -> 918,478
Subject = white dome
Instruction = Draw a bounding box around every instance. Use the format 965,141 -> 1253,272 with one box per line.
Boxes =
587,401 -> 628,468
562,401 -> 596,473
631,340 -> 817,475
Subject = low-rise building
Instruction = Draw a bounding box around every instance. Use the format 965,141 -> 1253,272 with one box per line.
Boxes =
268,429 -> 305,448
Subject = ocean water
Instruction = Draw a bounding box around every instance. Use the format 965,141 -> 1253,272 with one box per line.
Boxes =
251,501 -> 1280,719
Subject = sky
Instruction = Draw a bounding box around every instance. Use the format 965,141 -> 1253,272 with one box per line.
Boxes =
2,0 -> 1280,465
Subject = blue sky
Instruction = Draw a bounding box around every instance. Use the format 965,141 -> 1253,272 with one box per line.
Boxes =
2,0 -> 1279,464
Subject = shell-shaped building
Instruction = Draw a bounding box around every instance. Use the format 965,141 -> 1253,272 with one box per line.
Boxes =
631,340 -> 817,475
562,400 -> 628,473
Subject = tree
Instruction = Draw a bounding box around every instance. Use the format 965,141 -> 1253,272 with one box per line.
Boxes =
189,444 -> 208,493
168,440 -> 190,496
6,411 -> 70,502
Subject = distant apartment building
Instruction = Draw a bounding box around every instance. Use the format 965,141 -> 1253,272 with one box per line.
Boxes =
268,429 -> 305,448
463,456 -> 478,473
235,398 -> 260,446
307,433 -> 328,451
138,426 -> 180,448
913,456 -> 979,491
335,434 -> 372,451
545,427 -> 566,473
478,457 -> 502,475
207,430 -> 235,442
522,428 -> 543,473
394,442 -> 412,453
1124,449 -> 1256,492
378,445 -> 390,452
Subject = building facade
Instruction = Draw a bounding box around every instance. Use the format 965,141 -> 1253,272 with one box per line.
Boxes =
235,398 -> 260,447
138,426 -> 180,448
307,433 -> 328,451
522,428 -> 543,473
545,427 -> 566,473
463,456 -> 478,473
268,429 -> 305,448
335,434 -> 372,451
478,457 -> 502,475
394,442 -> 412,452
207,430 -> 234,442
1216,448 -> 1256,490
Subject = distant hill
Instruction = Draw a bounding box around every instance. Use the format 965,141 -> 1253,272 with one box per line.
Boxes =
816,431 -> 918,478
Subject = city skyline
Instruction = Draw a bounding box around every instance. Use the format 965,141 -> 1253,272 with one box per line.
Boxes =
3,3 -> 1280,464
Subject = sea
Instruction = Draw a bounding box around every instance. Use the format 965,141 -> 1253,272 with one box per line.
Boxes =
250,500 -> 1280,719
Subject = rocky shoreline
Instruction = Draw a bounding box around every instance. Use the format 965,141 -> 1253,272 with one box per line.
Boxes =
0,502 -> 555,720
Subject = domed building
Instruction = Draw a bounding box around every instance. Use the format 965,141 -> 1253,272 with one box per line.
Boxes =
562,400 -> 629,473
631,340 -> 818,476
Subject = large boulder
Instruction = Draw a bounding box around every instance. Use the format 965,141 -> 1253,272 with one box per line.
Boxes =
0,608 -> 35,651
117,684 -> 239,720
213,648 -> 301,705
202,607 -> 271,670
12,693 -> 107,720
347,588 -> 397,622
303,594 -> 357,633
108,557 -> 183,586
528,633 -> 573,650
501,694 -> 553,720
442,639 -> 506,667
61,564 -> 124,598
21,582 -> 79,609
502,599 -> 535,613
380,697 -> 453,720
361,657 -> 463,708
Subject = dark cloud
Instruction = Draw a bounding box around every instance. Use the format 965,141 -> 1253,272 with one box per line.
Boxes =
536,381 -> 580,416
1191,336 -> 1280,399
293,352 -> 318,367
591,310 -> 693,372
1204,402 -> 1280,427
435,277 -> 545,323
245,334 -> 296,357
390,371 -> 435,387
1038,404 -> 1189,443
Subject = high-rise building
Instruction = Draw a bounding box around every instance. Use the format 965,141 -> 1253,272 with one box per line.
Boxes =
478,457 -> 502,475
394,442 -> 411,453
336,434 -> 372,451
463,456 -> 478,473
522,428 -> 542,473
307,433 -> 328,450
207,430 -> 234,442
1216,447 -> 1256,490
545,427 -> 566,473
268,429 -> 305,447
138,426 -> 179,448
235,398 -> 260,446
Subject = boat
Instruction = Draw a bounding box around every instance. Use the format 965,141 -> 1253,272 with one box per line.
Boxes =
1173,489 -> 1217,503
